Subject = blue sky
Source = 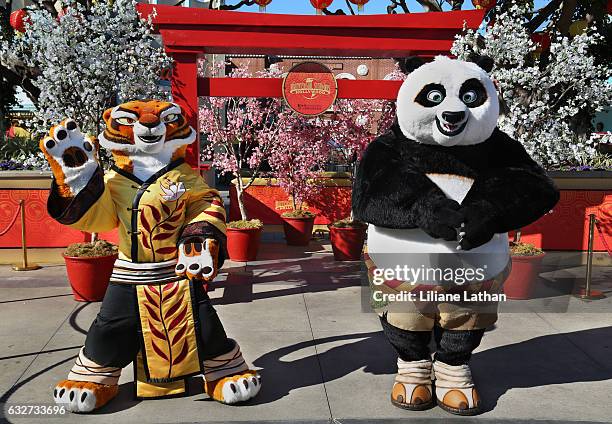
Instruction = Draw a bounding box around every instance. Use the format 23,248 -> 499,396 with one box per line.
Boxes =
224,0 -> 549,14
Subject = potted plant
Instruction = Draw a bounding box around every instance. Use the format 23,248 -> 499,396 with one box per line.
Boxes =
226,219 -> 263,261
200,63 -> 287,261
325,98 -> 396,260
328,217 -> 368,261
503,233 -> 546,300
281,210 -> 317,246
63,239 -> 118,302
269,115 -> 328,246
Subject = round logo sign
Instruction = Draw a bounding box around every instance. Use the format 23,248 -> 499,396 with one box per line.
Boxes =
282,62 -> 338,116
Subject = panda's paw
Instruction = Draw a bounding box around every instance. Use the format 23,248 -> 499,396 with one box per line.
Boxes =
457,222 -> 494,250
422,198 -> 464,241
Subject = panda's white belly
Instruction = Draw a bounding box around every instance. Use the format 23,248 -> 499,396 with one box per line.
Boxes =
367,173 -> 509,281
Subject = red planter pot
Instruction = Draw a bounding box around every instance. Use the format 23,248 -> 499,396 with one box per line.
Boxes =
63,253 -> 118,302
503,253 -> 545,300
329,225 -> 367,261
227,227 -> 262,262
282,216 -> 316,246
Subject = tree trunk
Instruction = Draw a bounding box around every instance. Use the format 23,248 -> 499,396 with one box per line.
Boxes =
557,0 -> 578,35
235,174 -> 248,221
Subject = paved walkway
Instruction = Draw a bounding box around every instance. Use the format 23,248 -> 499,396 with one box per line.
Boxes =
0,242 -> 611,424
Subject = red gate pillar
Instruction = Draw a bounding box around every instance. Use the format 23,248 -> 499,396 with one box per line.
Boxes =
171,52 -> 200,169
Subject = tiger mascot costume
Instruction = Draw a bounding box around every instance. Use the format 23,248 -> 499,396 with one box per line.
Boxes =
40,100 -> 261,413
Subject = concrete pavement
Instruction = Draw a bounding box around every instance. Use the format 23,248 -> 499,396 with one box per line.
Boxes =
0,242 -> 611,424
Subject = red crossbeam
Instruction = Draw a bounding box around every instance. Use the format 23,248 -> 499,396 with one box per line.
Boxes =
139,4 -> 485,57
198,78 -> 403,99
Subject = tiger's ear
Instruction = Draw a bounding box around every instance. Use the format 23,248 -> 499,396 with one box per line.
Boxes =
395,56 -> 425,74
102,107 -> 114,123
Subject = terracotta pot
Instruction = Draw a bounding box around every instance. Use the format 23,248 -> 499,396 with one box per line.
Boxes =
329,225 -> 367,261
282,215 -> 316,246
227,227 -> 262,262
503,253 -> 545,300
63,253 -> 118,302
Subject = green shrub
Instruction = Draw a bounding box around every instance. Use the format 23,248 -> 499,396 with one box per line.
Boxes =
509,241 -> 544,256
0,136 -> 39,161
330,217 -> 367,228
227,219 -> 263,229
64,240 -> 118,257
281,210 -> 315,219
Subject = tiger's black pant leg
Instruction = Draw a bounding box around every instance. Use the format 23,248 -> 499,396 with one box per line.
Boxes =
83,283 -> 140,368
194,284 -> 235,360
380,314 -> 432,362
433,326 -> 485,366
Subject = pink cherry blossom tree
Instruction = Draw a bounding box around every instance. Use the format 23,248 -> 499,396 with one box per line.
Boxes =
199,63 -> 287,221
324,96 -> 398,220
268,114 -> 330,214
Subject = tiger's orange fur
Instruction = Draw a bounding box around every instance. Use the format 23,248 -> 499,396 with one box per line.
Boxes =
39,119 -> 99,198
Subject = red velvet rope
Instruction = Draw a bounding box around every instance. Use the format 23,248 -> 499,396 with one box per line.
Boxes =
0,205 -> 21,237
595,221 -> 612,258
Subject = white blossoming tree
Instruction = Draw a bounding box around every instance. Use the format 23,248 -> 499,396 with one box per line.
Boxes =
0,0 -> 171,137
451,4 -> 612,168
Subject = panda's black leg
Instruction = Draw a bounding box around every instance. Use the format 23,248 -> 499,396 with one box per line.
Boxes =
380,314 -> 435,411
433,326 -> 484,365
380,313 -> 432,361
433,327 -> 486,416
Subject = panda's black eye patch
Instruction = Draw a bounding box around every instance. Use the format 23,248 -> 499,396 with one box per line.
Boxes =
415,83 -> 446,107
459,78 -> 487,108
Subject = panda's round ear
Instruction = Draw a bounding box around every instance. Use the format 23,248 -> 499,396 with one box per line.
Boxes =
467,53 -> 494,73
395,57 -> 425,74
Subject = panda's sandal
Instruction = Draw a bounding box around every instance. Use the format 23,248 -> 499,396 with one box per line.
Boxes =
391,358 -> 435,411
433,360 -> 482,416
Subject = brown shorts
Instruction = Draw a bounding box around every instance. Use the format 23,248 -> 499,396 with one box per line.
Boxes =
365,251 -> 511,331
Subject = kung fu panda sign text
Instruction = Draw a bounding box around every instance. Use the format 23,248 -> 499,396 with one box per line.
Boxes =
282,62 -> 338,116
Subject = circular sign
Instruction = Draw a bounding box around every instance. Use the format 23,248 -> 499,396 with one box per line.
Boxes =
282,62 -> 338,116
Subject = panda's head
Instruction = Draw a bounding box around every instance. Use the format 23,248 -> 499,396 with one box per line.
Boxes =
396,55 -> 499,147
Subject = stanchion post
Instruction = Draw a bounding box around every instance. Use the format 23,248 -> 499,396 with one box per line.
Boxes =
575,213 -> 604,300
12,199 -> 41,271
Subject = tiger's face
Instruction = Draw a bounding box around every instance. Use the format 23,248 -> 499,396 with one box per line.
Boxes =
98,100 -> 195,155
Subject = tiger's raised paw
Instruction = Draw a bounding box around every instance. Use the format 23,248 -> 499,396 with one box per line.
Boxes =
175,237 -> 219,282
53,380 -> 118,413
39,119 -> 98,197
204,370 -> 261,404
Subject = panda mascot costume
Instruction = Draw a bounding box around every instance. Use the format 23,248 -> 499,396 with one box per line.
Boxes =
353,56 -> 559,415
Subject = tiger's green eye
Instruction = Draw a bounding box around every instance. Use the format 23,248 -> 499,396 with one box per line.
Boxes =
427,90 -> 445,104
163,114 -> 179,123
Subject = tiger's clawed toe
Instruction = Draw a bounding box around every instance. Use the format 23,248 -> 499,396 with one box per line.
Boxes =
175,237 -> 219,282
204,370 -> 261,404
53,380 -> 118,413
41,119 -> 96,168
39,119 -> 98,197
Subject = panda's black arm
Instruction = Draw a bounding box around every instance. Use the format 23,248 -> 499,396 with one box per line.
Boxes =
462,130 -> 560,233
352,136 -> 458,230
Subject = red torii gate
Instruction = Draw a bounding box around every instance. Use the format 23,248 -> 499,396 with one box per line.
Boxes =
137,4 -> 485,168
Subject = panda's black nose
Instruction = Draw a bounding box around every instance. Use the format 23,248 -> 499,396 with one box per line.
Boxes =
442,111 -> 466,124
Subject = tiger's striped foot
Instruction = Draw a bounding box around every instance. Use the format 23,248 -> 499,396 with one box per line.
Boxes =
53,380 -> 118,413
204,370 -> 261,404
